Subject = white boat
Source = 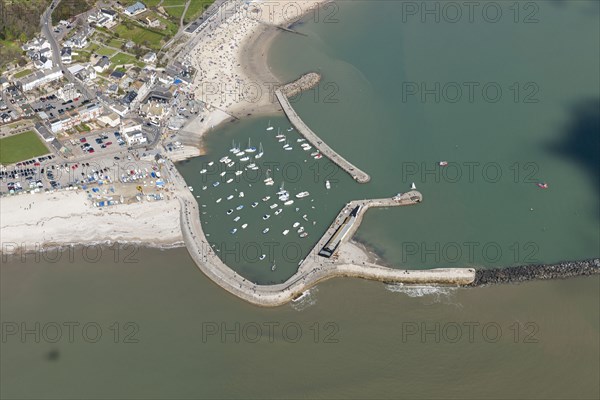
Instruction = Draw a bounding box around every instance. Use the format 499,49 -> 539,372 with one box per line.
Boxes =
278,193 -> 289,201
297,227 -> 305,234
284,200 -> 294,206
314,153 -> 323,160
411,182 -> 417,190
293,222 -> 300,228
296,191 -> 310,198
202,186 -> 208,190
239,191 -> 244,197
259,254 -> 266,261
265,179 -> 274,186
246,138 -> 257,153
220,156 -> 229,163
235,150 -> 245,157
283,229 -> 289,236
302,144 -> 312,151
325,180 -> 331,190
200,169 -> 207,174
299,232 -> 308,238
247,163 -> 257,169
270,203 -> 278,209
266,120 -> 274,131
275,209 -> 283,215
251,202 -> 259,208
226,195 -> 234,200
233,216 -> 241,222
226,178 -> 234,184
240,156 -> 250,162
302,214 -> 308,221
229,140 -> 238,153
288,127 -> 294,132
278,137 -> 286,143
236,205 -> 244,210
255,143 -> 264,159
230,228 -> 237,234
216,198 -> 222,203
262,196 -> 271,202
276,183 -> 286,195
271,264 -> 276,271
227,209 -> 234,215
263,214 -> 271,220
262,228 -> 270,234
227,162 -> 235,168
220,171 -> 227,177
310,151 -> 319,157
242,223 -> 248,229
235,170 -> 243,176
188,186 -> 194,192
208,162 -> 214,166
297,138 -> 305,143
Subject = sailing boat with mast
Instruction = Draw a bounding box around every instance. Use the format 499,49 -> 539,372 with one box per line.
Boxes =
266,120 -> 274,131
245,138 -> 256,153
255,142 -> 264,159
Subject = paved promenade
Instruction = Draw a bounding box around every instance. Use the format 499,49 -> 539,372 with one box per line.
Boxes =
275,86 -> 371,183
166,160 -> 475,306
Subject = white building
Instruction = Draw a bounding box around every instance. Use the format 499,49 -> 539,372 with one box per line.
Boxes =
124,2 -> 146,16
98,112 -> 121,127
93,56 -> 111,73
142,52 -> 156,63
18,67 -> 63,91
123,130 -> 147,146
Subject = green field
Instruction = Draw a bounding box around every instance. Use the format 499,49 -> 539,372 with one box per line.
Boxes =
165,6 -> 185,20
0,131 -> 49,165
110,52 -> 140,66
184,0 -> 213,23
108,38 -> 124,48
114,23 -> 165,49
96,47 -> 117,56
13,69 -> 33,79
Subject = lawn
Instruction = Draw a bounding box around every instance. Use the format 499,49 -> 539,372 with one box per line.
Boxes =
184,0 -> 214,23
0,131 -> 50,165
165,6 -> 185,20
96,47 -> 117,56
108,38 -> 124,48
110,52 -> 141,67
114,23 -> 165,49
13,69 -> 33,79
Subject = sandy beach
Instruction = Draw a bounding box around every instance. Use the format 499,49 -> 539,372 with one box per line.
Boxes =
0,190 -> 184,254
184,0 -> 330,121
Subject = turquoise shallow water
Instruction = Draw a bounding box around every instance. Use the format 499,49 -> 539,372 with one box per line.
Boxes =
179,0 -> 599,283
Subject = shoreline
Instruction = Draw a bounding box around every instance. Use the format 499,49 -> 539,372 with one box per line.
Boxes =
177,0 -> 330,155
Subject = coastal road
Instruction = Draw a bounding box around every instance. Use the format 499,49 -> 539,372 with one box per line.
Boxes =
40,4 -> 94,100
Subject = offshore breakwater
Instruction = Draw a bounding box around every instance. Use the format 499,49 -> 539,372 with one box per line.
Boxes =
470,259 -> 600,286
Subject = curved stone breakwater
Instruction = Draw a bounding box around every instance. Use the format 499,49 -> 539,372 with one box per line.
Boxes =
470,259 -> 600,286
276,74 -> 371,183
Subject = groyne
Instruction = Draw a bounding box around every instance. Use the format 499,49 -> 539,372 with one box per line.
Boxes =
275,74 -> 371,183
470,259 -> 600,286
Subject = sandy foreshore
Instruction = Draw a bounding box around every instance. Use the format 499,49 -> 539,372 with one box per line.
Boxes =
180,0 -> 330,145
0,190 -> 184,255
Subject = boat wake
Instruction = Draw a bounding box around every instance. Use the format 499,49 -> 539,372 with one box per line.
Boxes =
290,288 -> 318,311
385,284 -> 460,305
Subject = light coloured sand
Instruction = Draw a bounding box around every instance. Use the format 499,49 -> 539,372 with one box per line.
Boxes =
0,190 -> 183,254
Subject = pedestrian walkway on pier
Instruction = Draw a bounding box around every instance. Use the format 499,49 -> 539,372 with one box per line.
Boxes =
275,75 -> 371,183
